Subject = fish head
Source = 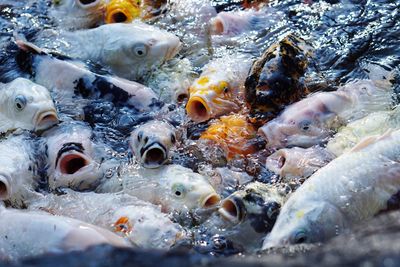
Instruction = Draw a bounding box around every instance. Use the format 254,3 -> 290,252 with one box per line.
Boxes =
0,174 -> 12,200
262,200 -> 345,249
186,72 -> 240,122
259,99 -> 334,148
163,166 -> 220,212
101,23 -> 181,79
50,0 -> 106,30
130,121 -> 176,168
1,78 -> 59,133
105,0 -> 141,24
44,123 -> 103,191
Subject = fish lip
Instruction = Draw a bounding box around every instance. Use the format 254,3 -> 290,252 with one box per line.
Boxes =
141,142 -> 168,169
200,193 -> 221,208
186,96 -> 211,122
0,174 -> 11,200
165,41 -> 181,61
210,17 -> 225,35
34,110 -> 59,132
56,151 -> 93,176
218,198 -> 243,224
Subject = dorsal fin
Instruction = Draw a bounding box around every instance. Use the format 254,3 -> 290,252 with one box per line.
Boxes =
349,129 -> 394,153
15,39 -> 46,55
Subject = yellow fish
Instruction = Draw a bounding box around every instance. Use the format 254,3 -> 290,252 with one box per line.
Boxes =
105,0 -> 167,23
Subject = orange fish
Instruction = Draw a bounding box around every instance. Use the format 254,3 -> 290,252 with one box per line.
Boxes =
112,216 -> 133,235
104,0 -> 167,23
200,114 -> 261,159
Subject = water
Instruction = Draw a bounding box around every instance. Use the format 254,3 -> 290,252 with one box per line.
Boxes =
0,0 -> 400,263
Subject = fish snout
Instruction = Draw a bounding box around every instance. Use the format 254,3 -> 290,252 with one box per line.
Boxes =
163,37 -> 181,61
266,150 -> 288,176
34,109 -> 59,132
57,151 -> 92,176
105,0 -> 140,23
186,96 -> 211,122
201,193 -> 221,208
0,174 -> 11,200
141,142 -> 168,169
258,121 -> 286,148
218,197 -> 245,224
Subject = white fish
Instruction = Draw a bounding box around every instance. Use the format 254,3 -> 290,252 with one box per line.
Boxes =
29,190 -> 184,249
0,206 -> 130,261
129,120 -> 177,168
49,0 -> 105,30
43,122 -> 104,191
262,129 -> 400,249
38,22 -> 181,81
259,79 -> 393,149
0,78 -> 58,133
327,106 -> 400,156
0,134 -> 43,207
266,146 -> 334,182
122,164 -> 220,213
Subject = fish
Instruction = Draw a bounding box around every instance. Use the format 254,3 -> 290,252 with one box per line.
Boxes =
0,78 -> 58,133
0,133 -> 44,208
244,34 -> 314,123
122,164 -> 221,213
43,121 -> 104,191
0,206 -> 130,261
262,129 -> 400,249
36,22 -> 181,81
265,146 -> 334,182
186,55 -> 252,122
28,190 -> 184,249
104,0 -> 168,23
199,114 -> 263,159
49,0 -> 106,30
129,120 -> 177,168
259,79 -> 393,149
217,182 -> 289,249
12,40 -> 162,112
327,106 -> 400,156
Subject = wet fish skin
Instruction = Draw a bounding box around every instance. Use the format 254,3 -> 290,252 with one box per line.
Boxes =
266,146 -> 334,182
262,129 -> 400,249
186,55 -> 252,122
49,0 -> 105,30
130,120 -> 177,169
45,22 -> 181,81
259,79 -> 393,149
29,190 -> 184,249
0,206 -> 131,261
0,78 -> 59,133
43,122 -> 104,191
122,164 -> 220,213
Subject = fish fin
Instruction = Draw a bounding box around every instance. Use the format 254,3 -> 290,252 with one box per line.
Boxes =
14,39 -> 45,55
349,129 -> 395,153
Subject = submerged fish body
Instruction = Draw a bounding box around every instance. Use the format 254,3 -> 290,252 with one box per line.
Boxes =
43,122 -> 104,191
266,146 -> 334,182
130,120 -> 177,168
186,55 -> 252,122
0,134 -> 43,207
259,80 -> 393,149
50,0 -> 106,30
43,22 -> 181,81
0,78 -> 59,133
262,129 -> 400,249
29,190 -> 183,249
245,34 -> 313,122
200,114 -> 261,159
122,164 -> 220,213
0,206 -> 130,261
217,182 -> 289,249
327,107 -> 400,156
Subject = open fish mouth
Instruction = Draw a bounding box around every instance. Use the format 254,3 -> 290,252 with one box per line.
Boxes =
141,142 -> 168,169
218,197 -> 245,224
0,174 -> 11,200
105,0 -> 140,23
165,41 -> 181,61
186,96 -> 211,122
201,193 -> 221,208
34,110 -> 59,132
57,151 -> 93,176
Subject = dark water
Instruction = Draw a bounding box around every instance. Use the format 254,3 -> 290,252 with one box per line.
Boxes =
0,0 -> 400,265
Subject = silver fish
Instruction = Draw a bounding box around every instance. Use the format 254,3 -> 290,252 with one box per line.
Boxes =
262,129 -> 400,249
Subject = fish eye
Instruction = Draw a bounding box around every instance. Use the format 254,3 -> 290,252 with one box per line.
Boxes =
172,183 -> 186,198
298,120 -> 312,132
218,81 -> 230,94
137,131 -> 143,142
292,229 -> 308,244
14,95 -> 27,111
133,44 -> 148,58
170,134 -> 176,144
77,0 -> 99,6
